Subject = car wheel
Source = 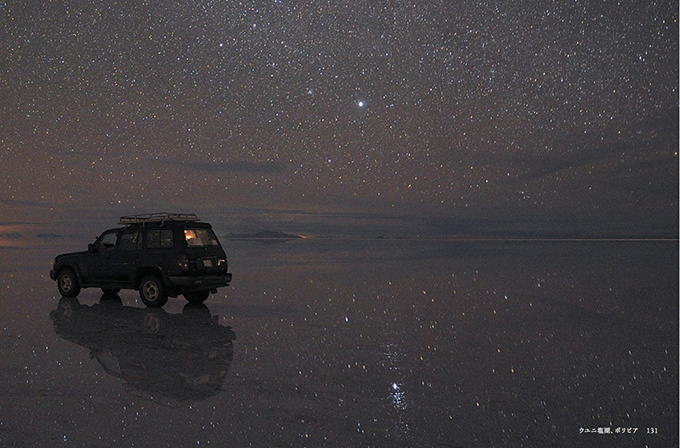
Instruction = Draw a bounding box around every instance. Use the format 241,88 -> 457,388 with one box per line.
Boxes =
56,296 -> 80,321
142,309 -> 166,334
139,275 -> 168,307
184,290 -> 210,304
57,269 -> 81,297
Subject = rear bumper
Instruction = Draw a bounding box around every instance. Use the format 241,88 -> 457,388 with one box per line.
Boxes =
168,273 -> 232,291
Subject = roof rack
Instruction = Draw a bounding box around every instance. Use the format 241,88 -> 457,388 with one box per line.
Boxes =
119,213 -> 200,225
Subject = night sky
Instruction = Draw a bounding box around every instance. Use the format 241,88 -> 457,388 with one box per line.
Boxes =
1,1 -> 678,238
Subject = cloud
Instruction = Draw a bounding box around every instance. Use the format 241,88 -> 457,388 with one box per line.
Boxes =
508,107 -> 678,184
0,198 -> 46,208
508,137 -> 628,183
162,159 -> 286,174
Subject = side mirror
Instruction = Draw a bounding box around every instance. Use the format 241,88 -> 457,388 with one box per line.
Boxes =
88,243 -> 94,252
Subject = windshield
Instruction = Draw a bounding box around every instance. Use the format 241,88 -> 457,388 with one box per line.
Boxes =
184,228 -> 219,247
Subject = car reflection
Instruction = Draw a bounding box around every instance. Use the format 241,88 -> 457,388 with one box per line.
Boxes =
49,295 -> 236,407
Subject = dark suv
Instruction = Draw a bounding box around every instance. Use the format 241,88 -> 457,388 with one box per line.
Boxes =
50,213 -> 232,307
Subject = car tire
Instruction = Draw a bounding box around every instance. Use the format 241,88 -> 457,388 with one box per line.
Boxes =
142,309 -> 166,334
57,268 -> 81,297
184,290 -> 210,304
139,275 -> 168,307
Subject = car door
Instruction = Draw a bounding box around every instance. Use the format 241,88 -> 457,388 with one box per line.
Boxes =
88,230 -> 120,282
109,230 -> 142,282
142,228 -> 175,271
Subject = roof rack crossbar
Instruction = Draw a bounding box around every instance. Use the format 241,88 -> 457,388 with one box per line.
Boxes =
119,213 -> 200,225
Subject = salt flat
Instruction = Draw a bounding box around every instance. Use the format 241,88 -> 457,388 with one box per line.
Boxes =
0,238 -> 677,447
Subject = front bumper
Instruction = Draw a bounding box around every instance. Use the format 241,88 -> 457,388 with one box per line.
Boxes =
168,273 -> 232,291
49,270 -> 57,280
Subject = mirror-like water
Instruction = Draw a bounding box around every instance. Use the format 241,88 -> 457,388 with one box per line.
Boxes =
1,239 -> 677,447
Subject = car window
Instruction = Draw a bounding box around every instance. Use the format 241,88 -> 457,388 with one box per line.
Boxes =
118,231 -> 142,251
97,231 -> 118,251
146,229 -> 174,249
184,228 -> 219,247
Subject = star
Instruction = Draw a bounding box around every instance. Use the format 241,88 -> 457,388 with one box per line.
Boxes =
0,0 -> 675,237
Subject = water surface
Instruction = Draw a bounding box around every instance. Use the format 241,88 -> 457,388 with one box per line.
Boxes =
0,238 -> 677,447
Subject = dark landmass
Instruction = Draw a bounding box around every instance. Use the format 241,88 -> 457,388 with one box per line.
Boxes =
226,230 -> 301,240
37,233 -> 64,240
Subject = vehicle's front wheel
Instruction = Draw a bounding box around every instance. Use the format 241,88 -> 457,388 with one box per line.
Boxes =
139,275 -> 168,308
184,290 -> 210,304
57,268 -> 81,297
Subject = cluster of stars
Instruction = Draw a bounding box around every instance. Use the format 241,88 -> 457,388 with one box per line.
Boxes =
0,0 -> 676,223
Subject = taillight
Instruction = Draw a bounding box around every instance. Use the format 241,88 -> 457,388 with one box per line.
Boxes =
178,255 -> 189,270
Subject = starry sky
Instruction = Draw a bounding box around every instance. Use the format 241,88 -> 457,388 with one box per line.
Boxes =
1,1 -> 678,238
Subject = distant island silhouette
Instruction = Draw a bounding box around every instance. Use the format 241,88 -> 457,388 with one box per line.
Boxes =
37,233 -> 64,240
226,230 -> 301,240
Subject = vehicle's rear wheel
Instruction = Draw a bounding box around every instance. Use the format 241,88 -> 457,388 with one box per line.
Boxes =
184,290 -> 210,304
139,275 -> 168,307
57,268 -> 81,297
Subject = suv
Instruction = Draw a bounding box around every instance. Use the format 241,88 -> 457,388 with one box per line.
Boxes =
50,213 -> 232,307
